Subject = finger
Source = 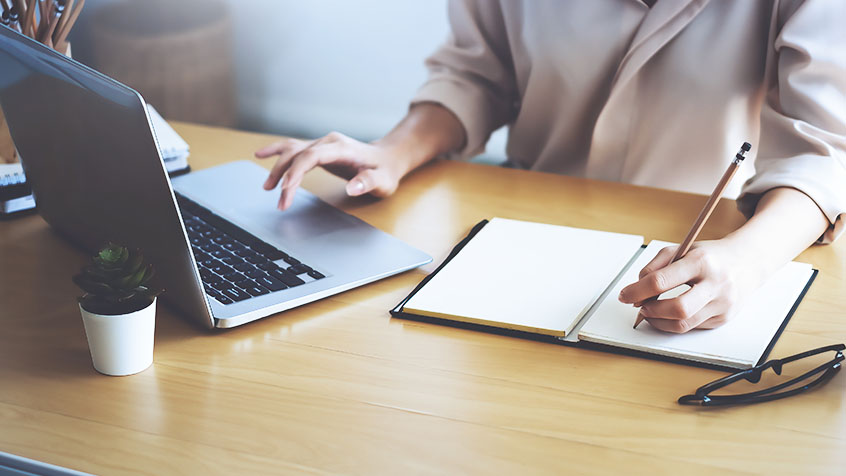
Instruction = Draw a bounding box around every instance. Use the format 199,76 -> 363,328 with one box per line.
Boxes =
643,301 -> 723,333
624,246 -> 679,306
696,314 -> 729,330
345,168 -> 396,198
254,138 -> 304,159
278,142 -> 346,210
618,256 -> 701,304
264,140 -> 310,190
639,245 -> 678,279
639,282 -> 714,321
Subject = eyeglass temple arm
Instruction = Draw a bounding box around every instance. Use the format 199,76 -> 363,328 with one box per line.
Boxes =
694,344 -> 846,397
680,348 -> 845,405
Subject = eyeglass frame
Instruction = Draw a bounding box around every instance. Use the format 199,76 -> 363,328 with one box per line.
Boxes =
678,343 -> 845,407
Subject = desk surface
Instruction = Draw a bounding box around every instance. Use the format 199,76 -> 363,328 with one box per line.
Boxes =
2,123 -> 845,475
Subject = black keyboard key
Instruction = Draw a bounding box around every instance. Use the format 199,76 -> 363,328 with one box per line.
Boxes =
210,263 -> 235,276
256,275 -> 287,291
194,251 -> 212,262
200,259 -> 217,268
212,281 -> 232,291
211,250 -> 233,260
199,269 -> 216,280
233,278 -> 253,289
308,270 -> 325,280
222,287 -> 251,302
282,256 -> 300,266
213,236 -> 233,245
258,261 -> 279,271
190,236 -> 210,247
234,248 -> 257,258
265,249 -> 289,261
250,242 -> 276,255
214,295 -> 234,305
222,272 -> 243,282
269,269 -> 305,287
244,284 -> 270,297
200,213 -> 258,246
233,262 -> 254,273
245,269 -> 266,279
200,242 -> 222,253
246,255 -> 269,265
223,242 -> 246,252
222,256 -> 245,266
288,264 -> 312,275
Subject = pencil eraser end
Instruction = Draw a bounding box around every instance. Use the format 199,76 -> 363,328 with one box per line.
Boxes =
741,142 -> 752,152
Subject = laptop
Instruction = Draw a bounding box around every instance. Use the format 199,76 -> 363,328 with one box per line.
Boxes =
0,25 -> 431,328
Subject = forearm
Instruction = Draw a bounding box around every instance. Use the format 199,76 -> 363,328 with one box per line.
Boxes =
723,187 -> 829,276
374,102 -> 466,178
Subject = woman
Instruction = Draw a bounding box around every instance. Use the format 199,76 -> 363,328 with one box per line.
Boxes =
255,0 -> 846,333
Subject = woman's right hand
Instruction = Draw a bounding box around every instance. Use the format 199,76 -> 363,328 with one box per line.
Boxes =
255,103 -> 466,211
255,132 -> 405,211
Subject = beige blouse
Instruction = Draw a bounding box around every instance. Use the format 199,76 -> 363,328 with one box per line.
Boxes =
412,0 -> 846,243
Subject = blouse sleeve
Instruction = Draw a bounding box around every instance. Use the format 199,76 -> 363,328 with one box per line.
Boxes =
410,0 -> 518,159
737,0 -> 846,243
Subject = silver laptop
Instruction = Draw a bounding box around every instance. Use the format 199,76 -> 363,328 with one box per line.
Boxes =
0,26 -> 431,328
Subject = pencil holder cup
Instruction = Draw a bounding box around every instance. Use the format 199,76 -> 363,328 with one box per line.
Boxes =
0,43 -> 70,163
0,107 -> 15,164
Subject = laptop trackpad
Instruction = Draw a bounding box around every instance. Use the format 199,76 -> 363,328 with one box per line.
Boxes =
172,160 -> 366,261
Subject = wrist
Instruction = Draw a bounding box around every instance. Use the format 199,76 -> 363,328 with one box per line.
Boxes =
372,133 -> 440,181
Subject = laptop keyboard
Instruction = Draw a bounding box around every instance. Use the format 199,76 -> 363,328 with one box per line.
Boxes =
175,194 -> 325,305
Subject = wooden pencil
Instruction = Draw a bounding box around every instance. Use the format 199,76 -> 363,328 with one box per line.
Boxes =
52,0 -> 80,53
51,0 -> 71,44
22,0 -> 36,37
633,142 -> 751,329
39,0 -> 61,47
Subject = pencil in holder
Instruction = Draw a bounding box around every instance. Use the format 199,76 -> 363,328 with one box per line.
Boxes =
1,0 -> 81,163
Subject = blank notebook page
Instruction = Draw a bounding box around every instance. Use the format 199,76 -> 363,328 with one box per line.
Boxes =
578,240 -> 814,368
404,218 -> 644,336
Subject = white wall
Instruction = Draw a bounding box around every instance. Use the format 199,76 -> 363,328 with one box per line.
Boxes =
73,0 -> 507,160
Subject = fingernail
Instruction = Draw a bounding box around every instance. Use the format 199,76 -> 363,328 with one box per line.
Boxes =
346,179 -> 365,196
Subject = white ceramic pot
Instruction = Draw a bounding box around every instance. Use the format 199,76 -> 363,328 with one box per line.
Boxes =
79,298 -> 156,376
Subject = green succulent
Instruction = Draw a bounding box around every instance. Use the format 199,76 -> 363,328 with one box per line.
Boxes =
73,243 -> 163,315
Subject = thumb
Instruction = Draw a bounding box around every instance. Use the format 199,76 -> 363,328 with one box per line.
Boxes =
346,169 -> 396,198
345,172 -> 373,197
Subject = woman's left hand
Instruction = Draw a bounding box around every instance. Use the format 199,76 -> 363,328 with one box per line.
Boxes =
617,239 -> 764,333
617,187 -> 831,333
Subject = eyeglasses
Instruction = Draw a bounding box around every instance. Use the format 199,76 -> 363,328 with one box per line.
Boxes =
679,344 -> 845,406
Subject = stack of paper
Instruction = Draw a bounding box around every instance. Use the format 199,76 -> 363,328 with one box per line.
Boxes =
148,105 -> 190,174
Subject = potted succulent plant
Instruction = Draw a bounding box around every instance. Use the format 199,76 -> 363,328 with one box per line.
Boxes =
73,243 -> 163,376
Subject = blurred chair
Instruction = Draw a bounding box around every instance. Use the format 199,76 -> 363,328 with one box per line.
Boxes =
87,0 -> 236,127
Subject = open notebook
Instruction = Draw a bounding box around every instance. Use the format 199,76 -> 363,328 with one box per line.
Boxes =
392,218 -> 816,369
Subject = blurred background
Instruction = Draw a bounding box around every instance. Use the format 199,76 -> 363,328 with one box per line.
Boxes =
68,0 -> 507,163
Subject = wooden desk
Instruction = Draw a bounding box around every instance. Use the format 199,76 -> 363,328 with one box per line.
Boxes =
2,123 -> 845,475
